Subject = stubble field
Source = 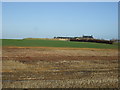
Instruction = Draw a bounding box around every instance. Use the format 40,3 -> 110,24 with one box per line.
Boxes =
2,46 -> 118,88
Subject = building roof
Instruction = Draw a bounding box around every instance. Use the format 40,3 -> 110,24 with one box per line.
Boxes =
82,35 -> 93,38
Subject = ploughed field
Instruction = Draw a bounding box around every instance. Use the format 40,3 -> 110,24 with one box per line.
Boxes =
2,46 -> 118,88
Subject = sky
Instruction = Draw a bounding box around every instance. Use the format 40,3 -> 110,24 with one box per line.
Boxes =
2,2 -> 118,40
0,2 -> 2,39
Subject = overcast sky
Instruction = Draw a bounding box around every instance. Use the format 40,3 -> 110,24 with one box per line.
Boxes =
2,2 -> 118,39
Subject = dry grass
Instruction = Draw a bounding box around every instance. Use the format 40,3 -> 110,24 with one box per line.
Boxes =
2,59 -> 118,88
2,47 -> 118,88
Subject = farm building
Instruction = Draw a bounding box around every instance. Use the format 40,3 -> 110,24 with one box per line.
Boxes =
54,35 -> 94,39
82,35 -> 93,39
54,37 -> 75,39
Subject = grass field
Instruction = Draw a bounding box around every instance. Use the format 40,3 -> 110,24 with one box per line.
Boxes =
2,39 -> 118,49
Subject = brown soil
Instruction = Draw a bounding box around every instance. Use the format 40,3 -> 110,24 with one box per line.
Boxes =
3,46 -> 117,50
2,46 -> 118,62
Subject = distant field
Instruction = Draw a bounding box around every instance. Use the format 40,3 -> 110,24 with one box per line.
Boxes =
2,39 -> 118,49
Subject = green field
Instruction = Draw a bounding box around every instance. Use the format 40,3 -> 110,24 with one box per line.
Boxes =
2,39 -> 118,49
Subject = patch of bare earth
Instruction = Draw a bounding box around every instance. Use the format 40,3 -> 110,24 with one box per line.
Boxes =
2,47 -> 118,88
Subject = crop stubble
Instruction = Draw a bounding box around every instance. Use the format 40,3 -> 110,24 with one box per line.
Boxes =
2,47 -> 118,88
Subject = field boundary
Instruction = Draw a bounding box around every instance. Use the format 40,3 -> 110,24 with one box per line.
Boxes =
2,46 -> 118,51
